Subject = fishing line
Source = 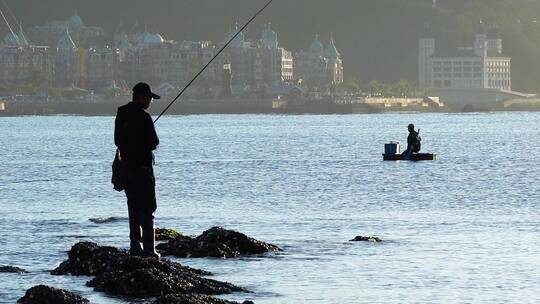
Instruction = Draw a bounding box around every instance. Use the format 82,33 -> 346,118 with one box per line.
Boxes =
153,0 -> 274,123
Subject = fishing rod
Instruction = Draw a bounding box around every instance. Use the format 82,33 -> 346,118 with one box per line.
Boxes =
1,0 -> 20,28
0,7 -> 17,41
154,0 -> 274,123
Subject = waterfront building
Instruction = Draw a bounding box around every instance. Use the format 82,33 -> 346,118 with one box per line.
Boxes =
419,28 -> 511,90
0,31 -> 53,87
53,28 -> 81,88
214,23 -> 294,93
259,23 -> 294,85
27,13 -> 104,48
118,32 -> 218,94
85,46 -> 120,90
117,23 -> 294,96
2,21 -> 117,90
294,33 -> 344,90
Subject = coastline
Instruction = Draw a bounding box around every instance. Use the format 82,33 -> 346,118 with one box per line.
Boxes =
1,99 -> 539,117
0,99 -> 461,117
0,99 -> 381,116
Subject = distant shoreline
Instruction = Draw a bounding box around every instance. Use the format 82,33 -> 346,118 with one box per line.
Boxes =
0,100 -> 538,117
0,99 -> 389,116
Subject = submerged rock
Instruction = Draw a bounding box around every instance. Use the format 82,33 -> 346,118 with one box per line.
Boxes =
17,285 -> 89,304
156,228 -> 183,241
157,227 -> 281,258
52,242 -> 246,299
154,294 -> 251,304
350,235 -> 383,242
0,265 -> 27,273
88,216 -> 126,224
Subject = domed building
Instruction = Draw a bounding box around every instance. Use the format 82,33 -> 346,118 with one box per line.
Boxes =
54,28 -> 81,88
57,28 -> 76,49
138,31 -> 165,45
115,35 -> 133,62
85,45 -> 120,90
124,22 -> 296,95
2,32 -> 20,46
261,23 -> 278,49
325,33 -> 340,59
309,34 -> 324,55
295,33 -> 344,90
27,12 -> 104,48
68,13 -> 84,29
118,36 -> 133,51
225,22 -> 246,48
0,18 -> 55,86
0,42 -> 53,86
325,33 -> 343,85
217,22 -> 293,92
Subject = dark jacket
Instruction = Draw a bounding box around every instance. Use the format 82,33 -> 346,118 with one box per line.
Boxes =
407,130 -> 420,153
114,102 -> 159,166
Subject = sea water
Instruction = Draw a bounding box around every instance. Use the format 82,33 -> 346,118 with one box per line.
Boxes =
0,113 -> 539,303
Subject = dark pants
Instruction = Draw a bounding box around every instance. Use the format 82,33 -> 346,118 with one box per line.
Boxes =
402,148 -> 413,158
402,147 -> 419,159
125,164 -> 157,255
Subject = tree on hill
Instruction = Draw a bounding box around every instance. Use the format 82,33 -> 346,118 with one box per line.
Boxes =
393,80 -> 414,97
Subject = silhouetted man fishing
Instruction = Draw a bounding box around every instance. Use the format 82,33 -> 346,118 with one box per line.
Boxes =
110,0 -> 272,258
114,83 -> 161,258
402,123 -> 421,159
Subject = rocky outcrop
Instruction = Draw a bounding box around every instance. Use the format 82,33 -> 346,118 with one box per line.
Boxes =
156,228 -> 183,241
350,235 -> 383,242
52,242 -> 208,276
17,285 -> 89,304
87,267 -> 244,298
157,227 -> 281,258
0,265 -> 27,273
52,242 -> 247,300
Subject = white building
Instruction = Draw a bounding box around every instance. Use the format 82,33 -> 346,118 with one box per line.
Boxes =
419,29 -> 511,91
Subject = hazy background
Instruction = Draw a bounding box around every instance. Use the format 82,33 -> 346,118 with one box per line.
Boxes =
2,0 -> 540,91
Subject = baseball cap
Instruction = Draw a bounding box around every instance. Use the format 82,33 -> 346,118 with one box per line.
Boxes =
132,82 -> 161,99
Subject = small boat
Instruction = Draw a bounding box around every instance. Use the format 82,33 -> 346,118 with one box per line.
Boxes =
382,153 -> 437,161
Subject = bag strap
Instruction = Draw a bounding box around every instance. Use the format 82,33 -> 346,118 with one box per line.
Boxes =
116,149 -> 122,161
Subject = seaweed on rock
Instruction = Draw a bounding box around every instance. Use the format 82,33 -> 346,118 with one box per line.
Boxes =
17,285 -> 89,304
52,242 -> 248,301
157,227 -> 281,258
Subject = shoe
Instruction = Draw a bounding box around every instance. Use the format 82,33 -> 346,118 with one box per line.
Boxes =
142,251 -> 161,259
142,225 -> 159,258
129,249 -> 144,256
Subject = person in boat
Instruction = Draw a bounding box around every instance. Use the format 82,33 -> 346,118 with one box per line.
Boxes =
402,123 -> 421,158
114,82 -> 161,258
